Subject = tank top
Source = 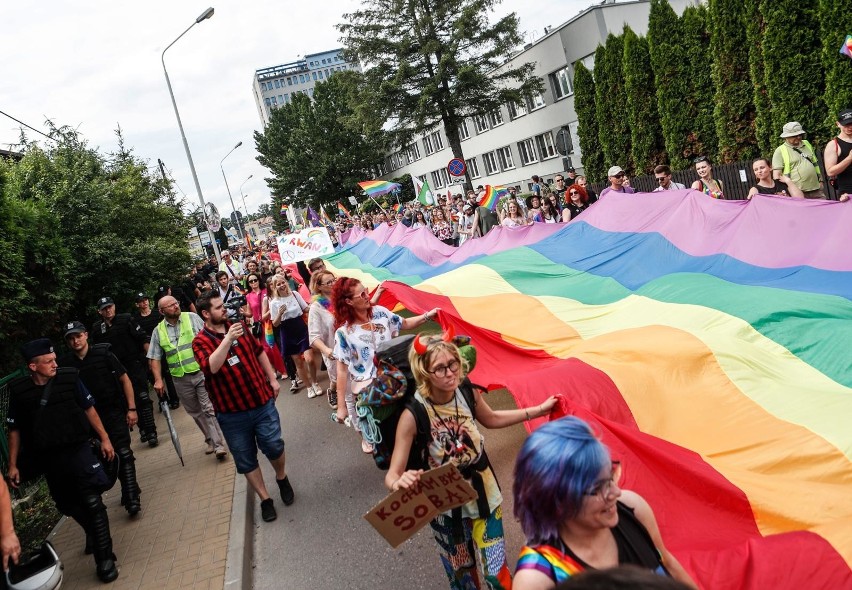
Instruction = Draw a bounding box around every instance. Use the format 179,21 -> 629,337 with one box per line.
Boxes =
698,179 -> 724,199
835,137 -> 852,194
516,502 -> 670,583
754,180 -> 790,196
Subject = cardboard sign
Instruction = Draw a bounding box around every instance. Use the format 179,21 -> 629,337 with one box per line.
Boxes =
276,227 -> 335,263
364,463 -> 478,548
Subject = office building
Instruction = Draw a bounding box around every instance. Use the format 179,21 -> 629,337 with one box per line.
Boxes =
252,48 -> 362,126
378,0 -> 695,191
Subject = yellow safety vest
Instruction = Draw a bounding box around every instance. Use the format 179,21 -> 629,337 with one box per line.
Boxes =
157,313 -> 200,377
780,140 -> 821,179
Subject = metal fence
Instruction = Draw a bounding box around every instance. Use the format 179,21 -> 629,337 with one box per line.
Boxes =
590,157 -> 841,201
0,369 -> 46,500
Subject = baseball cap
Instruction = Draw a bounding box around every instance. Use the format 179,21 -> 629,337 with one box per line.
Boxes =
20,338 -> 53,362
157,285 -> 169,295
566,167 -> 576,173
97,296 -> 114,310
607,165 -> 624,177
838,109 -> 852,126
135,292 -> 148,302
63,320 -> 87,338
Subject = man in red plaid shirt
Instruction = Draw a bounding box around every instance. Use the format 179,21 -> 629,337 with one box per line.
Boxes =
192,291 -> 295,523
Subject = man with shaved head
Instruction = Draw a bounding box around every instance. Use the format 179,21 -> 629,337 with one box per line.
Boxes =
147,296 -> 227,460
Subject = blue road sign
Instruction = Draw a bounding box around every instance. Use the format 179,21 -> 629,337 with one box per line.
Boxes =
447,158 -> 466,177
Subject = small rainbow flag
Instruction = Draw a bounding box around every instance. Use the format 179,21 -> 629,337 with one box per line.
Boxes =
841,34 -> 852,59
279,203 -> 289,216
358,180 -> 402,197
338,201 -> 351,218
320,205 -> 334,227
478,185 -> 507,211
392,203 -> 401,213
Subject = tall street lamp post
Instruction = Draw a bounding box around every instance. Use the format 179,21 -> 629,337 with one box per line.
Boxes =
161,7 -> 221,262
239,174 -> 253,218
220,141 -> 244,239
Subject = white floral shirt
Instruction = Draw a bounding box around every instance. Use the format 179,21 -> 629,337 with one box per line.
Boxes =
333,305 -> 403,381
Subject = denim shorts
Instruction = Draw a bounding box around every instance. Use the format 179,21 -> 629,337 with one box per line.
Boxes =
216,399 -> 285,474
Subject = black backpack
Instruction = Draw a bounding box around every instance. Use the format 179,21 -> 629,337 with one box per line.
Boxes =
368,335 -> 481,471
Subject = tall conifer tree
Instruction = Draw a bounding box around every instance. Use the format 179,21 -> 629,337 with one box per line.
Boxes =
573,62 -> 605,182
594,33 -> 633,175
708,0 -> 758,161
623,27 -> 666,174
744,0 -> 774,155
680,5 -> 718,161
819,0 -> 852,140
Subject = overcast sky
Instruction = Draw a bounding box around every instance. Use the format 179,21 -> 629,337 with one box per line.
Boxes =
1,0 -> 591,219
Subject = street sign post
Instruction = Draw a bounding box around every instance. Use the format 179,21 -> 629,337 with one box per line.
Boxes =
447,158 -> 466,177
204,203 -> 221,232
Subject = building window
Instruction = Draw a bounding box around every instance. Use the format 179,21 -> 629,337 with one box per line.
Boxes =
507,101 -> 527,120
518,138 -> 538,165
535,132 -> 558,159
312,72 -> 318,81
406,143 -> 421,162
488,110 -> 504,128
549,67 -> 573,100
261,82 -> 267,91
287,78 -> 293,86
526,90 -> 546,111
278,95 -> 284,104
423,134 -> 435,155
264,97 -> 271,106
271,96 -> 278,105
458,119 -> 470,141
429,131 -> 444,151
318,71 -> 324,80
466,157 -> 481,179
431,169 -> 450,189
283,93 -> 289,104
483,151 -> 499,175
273,79 -> 279,89
473,115 -> 490,134
496,146 -> 515,170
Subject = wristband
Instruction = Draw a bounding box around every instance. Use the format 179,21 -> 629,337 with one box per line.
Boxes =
128,408 -> 137,412
524,408 -> 531,421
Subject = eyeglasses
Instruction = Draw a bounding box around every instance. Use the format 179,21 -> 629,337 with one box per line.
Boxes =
349,288 -> 370,300
321,278 -> 337,286
248,279 -> 259,283
655,176 -> 668,183
427,360 -> 460,377
585,461 -> 622,501
160,302 -> 180,311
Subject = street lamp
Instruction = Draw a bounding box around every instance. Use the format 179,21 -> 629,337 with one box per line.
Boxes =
161,7 -> 220,261
239,174 -> 253,218
220,141 -> 244,239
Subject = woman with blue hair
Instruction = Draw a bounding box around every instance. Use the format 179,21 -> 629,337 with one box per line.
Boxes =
512,417 -> 697,589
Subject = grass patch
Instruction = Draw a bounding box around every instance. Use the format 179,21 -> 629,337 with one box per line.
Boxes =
13,479 -> 61,552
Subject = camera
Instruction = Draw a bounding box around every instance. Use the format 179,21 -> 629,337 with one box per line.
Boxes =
223,295 -> 247,312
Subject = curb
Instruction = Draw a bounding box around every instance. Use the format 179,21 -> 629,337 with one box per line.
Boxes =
224,472 -> 254,589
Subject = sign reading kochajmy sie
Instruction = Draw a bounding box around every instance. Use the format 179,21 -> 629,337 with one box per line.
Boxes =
276,227 -> 335,263
363,463 -> 478,548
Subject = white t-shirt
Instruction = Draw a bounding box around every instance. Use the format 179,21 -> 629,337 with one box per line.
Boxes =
333,305 -> 403,381
269,292 -> 307,321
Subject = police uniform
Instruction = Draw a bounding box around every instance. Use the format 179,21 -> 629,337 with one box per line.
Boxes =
134,293 -> 180,409
59,321 -> 142,516
91,296 -> 158,446
7,339 -> 119,583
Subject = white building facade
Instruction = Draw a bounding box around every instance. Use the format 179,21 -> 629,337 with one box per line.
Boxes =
378,0 -> 693,191
253,48 -> 362,126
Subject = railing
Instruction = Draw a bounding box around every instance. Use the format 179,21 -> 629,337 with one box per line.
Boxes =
590,156 -> 841,200
0,368 -> 46,500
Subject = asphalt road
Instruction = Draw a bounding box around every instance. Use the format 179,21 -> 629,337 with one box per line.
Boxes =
252,371 -> 530,590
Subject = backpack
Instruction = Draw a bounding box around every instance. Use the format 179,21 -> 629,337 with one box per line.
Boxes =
359,334 -> 482,471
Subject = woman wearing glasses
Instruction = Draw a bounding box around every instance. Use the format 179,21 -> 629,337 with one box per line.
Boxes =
691,156 -> 725,199
562,184 -> 590,221
386,332 -> 557,590
266,276 -> 316,395
307,270 -> 340,409
331,278 -> 439,453
513,417 -> 698,589
244,273 -> 287,379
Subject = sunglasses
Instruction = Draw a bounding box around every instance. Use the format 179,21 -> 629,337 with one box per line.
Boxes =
613,172 -> 625,178
569,190 -> 579,195
248,279 -> 259,283
655,176 -> 668,183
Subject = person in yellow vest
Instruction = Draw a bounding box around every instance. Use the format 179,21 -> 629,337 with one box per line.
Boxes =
772,122 -> 825,199
147,296 -> 227,460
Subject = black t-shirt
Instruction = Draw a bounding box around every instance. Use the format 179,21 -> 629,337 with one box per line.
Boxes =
134,311 -> 162,337
754,180 -> 790,196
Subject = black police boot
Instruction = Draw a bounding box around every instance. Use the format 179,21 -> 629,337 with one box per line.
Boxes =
117,447 -> 141,517
84,494 -> 118,583
138,391 -> 158,447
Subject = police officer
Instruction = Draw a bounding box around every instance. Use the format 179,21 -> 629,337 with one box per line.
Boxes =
6,339 -> 119,583
135,293 -> 180,410
91,296 -> 158,447
60,321 -> 142,517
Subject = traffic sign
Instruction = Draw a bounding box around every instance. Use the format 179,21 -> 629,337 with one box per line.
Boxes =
447,158 -> 466,177
555,127 -> 571,156
204,203 -> 221,232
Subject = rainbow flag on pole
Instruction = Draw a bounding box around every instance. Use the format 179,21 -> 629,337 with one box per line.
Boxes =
320,205 -> 334,227
338,201 -> 351,218
478,185 -> 507,211
841,34 -> 852,59
279,202 -> 289,216
358,180 -> 402,197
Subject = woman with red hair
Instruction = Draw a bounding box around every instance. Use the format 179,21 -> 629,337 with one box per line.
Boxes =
330,278 -> 440,453
562,183 -> 589,221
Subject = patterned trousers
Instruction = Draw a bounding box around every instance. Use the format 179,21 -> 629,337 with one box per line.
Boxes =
430,506 -> 512,590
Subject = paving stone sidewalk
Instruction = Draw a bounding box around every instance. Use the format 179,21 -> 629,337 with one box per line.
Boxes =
50,404 -> 236,590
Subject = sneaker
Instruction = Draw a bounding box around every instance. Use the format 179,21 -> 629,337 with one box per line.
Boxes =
216,449 -> 228,462
295,378 -> 304,387
361,440 -> 374,454
309,384 -> 323,399
260,498 -> 277,522
289,380 -> 300,393
277,476 -> 295,506
327,388 -> 338,409
343,416 -> 352,428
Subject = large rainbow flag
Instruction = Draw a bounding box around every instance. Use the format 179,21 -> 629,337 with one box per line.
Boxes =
325,190 -> 852,588
358,180 -> 402,197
